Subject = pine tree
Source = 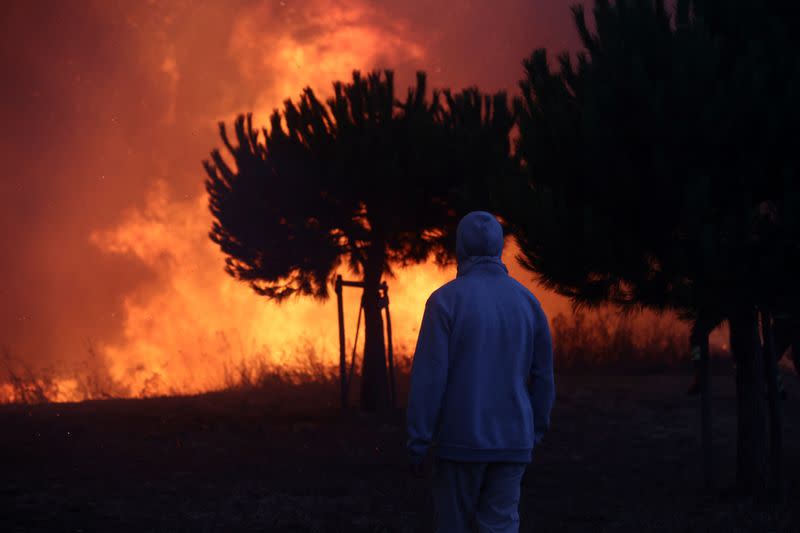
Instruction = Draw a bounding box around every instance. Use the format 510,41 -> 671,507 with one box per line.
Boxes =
204,70 -> 514,414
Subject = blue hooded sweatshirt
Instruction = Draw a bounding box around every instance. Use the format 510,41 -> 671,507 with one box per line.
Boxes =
405,210 -> 555,465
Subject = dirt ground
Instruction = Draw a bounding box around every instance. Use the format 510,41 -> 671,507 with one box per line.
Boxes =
1,370 -> 799,533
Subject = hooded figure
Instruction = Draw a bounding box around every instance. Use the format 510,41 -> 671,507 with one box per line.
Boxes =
405,210 -> 555,533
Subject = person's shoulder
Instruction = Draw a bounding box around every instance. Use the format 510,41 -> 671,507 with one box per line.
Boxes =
506,276 -> 542,307
427,278 -> 459,303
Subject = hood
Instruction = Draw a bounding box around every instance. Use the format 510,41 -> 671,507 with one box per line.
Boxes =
455,211 -> 508,277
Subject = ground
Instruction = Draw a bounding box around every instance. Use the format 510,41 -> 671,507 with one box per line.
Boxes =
1,370 -> 798,532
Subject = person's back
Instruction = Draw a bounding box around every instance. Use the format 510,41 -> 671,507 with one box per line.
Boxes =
406,210 -> 555,533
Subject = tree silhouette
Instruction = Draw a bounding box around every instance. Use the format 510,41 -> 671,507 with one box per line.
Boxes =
203,70 -> 514,413
506,0 -> 800,499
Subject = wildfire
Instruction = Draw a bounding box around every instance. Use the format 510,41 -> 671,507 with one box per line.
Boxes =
0,0 -> 433,404
0,0 -> 704,405
81,178 -> 457,399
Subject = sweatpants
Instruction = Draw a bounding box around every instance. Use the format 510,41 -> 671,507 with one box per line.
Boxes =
430,457 -> 528,533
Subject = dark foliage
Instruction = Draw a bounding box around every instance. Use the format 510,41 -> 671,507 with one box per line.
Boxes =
203,70 -> 515,303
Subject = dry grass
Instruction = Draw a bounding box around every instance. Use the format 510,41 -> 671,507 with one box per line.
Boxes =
1,346 -> 62,404
549,307 -> 730,374
198,307 -> 716,409
0,308 -> 723,405
216,340 -> 343,411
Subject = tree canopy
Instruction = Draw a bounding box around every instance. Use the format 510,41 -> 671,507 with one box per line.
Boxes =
204,70 -> 515,303
508,0 -> 800,321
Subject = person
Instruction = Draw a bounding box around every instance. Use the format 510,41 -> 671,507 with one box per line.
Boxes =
405,210 -> 556,533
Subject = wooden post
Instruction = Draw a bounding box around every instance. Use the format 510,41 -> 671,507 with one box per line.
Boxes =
335,276 -> 367,410
692,316 -> 713,489
699,328 -> 712,489
730,306 -> 768,498
761,306 -> 783,501
381,281 -> 396,410
336,275 -> 347,409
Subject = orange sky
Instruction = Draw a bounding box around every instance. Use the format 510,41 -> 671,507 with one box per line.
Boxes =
0,0 -> 715,401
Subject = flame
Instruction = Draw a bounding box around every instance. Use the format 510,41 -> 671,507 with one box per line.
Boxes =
1,0 -> 435,403
79,178 -> 455,399
3,165 -> 695,403
2,172 -> 548,403
2,161 -> 703,403
222,1 -> 425,125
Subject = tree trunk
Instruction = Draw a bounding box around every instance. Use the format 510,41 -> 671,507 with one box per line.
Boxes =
734,319 -> 746,488
760,307 -> 783,502
691,315 -> 713,489
358,242 -> 390,414
729,305 -> 768,500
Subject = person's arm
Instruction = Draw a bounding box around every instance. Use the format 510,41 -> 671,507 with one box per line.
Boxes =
406,295 -> 451,465
529,301 -> 555,445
